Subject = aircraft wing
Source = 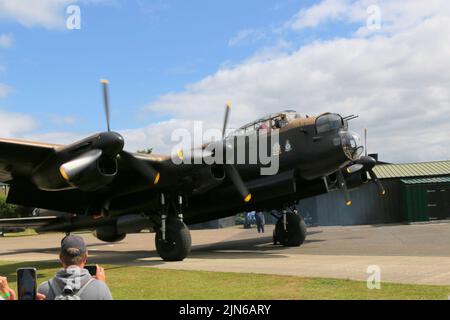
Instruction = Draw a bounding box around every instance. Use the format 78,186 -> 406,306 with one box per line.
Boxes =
0,216 -> 59,229
0,137 -> 179,214
0,136 -> 215,215
0,138 -> 61,183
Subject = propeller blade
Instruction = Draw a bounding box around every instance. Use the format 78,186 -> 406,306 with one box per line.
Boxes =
355,156 -> 376,171
222,102 -> 232,138
120,151 -> 160,185
221,103 -> 252,203
345,155 -> 376,174
345,163 -> 364,174
337,170 -> 352,206
368,169 -> 386,196
225,165 -> 252,203
60,149 -> 103,182
101,79 -> 111,132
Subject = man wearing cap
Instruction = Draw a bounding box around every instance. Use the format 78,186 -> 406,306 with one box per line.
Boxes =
38,235 -> 113,300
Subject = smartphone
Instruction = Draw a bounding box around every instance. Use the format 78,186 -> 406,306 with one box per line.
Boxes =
84,265 -> 97,276
17,268 -> 37,300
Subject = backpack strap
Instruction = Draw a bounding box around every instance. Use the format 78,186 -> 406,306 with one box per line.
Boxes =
48,278 -> 62,297
74,278 -> 96,298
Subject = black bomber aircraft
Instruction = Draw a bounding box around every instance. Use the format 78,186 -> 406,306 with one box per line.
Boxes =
0,80 -> 385,261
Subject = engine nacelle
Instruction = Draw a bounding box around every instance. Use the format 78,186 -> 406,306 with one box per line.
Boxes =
60,149 -> 117,192
93,226 -> 126,243
192,165 -> 225,195
345,171 -> 369,190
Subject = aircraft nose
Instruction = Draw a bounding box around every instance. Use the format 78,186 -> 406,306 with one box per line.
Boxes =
341,131 -> 364,160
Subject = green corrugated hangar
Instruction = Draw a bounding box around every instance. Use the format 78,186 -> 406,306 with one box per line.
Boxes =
299,160 -> 450,226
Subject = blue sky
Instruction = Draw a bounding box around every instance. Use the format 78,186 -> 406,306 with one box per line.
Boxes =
0,0 -> 328,134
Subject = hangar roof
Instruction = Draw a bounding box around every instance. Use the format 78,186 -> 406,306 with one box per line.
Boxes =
373,160 -> 450,179
401,177 -> 450,185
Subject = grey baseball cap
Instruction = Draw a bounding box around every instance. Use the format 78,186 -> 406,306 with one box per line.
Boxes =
61,235 -> 87,256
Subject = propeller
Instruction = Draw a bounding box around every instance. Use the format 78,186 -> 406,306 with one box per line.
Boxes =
342,154 -> 386,200
337,169 -> 352,206
222,102 -> 231,138
120,150 -> 161,185
100,79 -> 160,186
368,168 -> 385,196
101,79 -> 111,132
362,128 -> 387,196
338,128 -> 386,205
221,102 -> 252,203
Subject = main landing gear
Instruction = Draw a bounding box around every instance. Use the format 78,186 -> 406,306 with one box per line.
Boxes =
272,206 -> 307,247
155,194 -> 192,261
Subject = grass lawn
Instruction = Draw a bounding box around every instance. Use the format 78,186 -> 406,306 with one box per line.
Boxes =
2,229 -> 38,238
1,260 -> 449,300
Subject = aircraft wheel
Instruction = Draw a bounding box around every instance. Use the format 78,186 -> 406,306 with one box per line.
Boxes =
155,219 -> 192,261
274,212 -> 307,247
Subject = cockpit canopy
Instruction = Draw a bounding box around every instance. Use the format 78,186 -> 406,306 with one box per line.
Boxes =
315,113 -> 346,135
228,110 -> 301,137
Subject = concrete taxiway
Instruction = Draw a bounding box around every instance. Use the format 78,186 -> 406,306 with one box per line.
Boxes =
1,222 -> 450,285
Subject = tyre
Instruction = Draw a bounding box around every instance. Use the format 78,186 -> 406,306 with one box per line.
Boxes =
274,212 -> 307,247
155,219 -> 192,261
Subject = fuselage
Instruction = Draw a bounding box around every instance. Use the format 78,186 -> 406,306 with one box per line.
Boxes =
4,111 -> 364,232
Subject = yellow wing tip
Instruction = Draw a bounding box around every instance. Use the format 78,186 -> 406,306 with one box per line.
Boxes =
154,172 -> 161,185
244,194 -> 252,203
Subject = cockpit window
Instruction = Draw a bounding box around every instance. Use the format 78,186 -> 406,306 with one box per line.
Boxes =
315,114 -> 344,134
227,110 -> 300,137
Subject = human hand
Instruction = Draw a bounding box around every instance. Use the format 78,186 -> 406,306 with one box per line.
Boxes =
36,293 -> 46,300
0,276 -> 17,300
95,265 -> 106,282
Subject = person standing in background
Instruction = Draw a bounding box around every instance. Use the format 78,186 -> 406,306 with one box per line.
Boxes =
255,212 -> 266,234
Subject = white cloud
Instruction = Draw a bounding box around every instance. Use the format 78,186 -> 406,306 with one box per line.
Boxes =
23,131 -> 85,145
0,34 -> 13,48
288,0 -> 450,35
0,0 -> 72,29
228,29 -> 266,47
0,0 -> 115,29
49,114 -> 78,126
140,1 -> 450,163
289,0 -> 351,30
0,84 -> 12,98
0,110 -> 37,137
120,119 -> 200,153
